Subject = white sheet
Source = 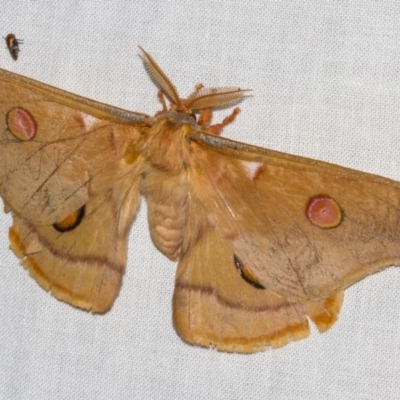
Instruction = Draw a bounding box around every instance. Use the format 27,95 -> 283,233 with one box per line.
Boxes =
1,1 -> 400,399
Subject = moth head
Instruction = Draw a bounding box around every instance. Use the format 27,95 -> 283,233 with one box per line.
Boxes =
139,47 -> 251,117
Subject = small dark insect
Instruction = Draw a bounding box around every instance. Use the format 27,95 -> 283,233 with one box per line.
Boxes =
5,33 -> 23,60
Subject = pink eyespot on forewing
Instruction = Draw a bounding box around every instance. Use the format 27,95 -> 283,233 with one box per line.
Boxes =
7,107 -> 37,141
306,195 -> 342,229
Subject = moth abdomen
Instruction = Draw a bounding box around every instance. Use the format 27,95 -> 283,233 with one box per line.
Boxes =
143,170 -> 188,261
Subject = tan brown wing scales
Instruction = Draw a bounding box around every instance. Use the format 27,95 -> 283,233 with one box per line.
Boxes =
173,223 -> 344,352
186,133 -> 400,303
0,67 -> 146,311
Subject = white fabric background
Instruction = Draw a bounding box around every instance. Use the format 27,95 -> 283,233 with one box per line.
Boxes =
1,1 -> 400,399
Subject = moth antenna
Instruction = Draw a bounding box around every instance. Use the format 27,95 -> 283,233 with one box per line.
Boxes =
139,47 -> 181,108
185,87 -> 251,110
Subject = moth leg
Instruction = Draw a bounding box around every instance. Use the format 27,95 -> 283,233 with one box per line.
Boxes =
155,91 -> 169,115
197,108 -> 213,127
206,107 -> 241,136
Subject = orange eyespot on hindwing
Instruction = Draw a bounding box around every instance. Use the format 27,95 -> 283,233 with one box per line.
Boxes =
234,255 -> 265,289
53,206 -> 86,232
306,195 -> 342,229
7,107 -> 37,141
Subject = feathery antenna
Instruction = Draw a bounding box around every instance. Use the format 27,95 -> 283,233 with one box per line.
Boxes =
139,47 -> 181,107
